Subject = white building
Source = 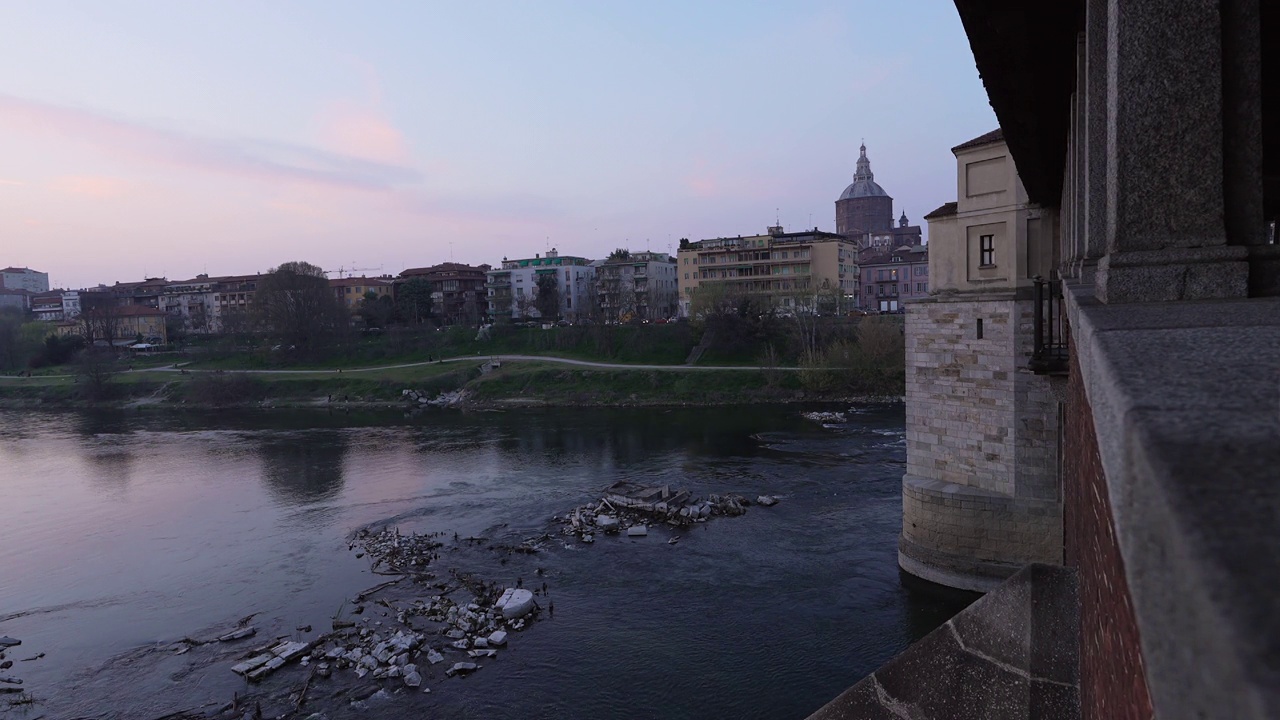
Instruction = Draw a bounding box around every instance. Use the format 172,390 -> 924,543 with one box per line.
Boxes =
486,249 -> 595,322
593,250 -> 679,321
1,267 -> 49,294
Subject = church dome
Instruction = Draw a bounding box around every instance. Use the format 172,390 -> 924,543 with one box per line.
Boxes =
837,142 -> 890,201
840,178 -> 889,200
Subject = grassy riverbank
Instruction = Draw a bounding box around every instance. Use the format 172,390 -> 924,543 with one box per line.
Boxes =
0,356 -> 902,410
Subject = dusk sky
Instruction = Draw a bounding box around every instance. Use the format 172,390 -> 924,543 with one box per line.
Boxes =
0,1 -> 997,290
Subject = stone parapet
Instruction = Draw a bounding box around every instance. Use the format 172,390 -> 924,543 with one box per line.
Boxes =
807,563 -> 1080,720
1064,282 -> 1280,719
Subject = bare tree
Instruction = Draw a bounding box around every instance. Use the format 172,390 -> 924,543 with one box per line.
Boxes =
534,275 -> 560,321
252,261 -> 345,349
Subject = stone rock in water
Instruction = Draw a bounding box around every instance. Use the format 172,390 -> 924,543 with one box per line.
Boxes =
756,495 -> 778,507
487,630 -> 508,647
403,670 -> 422,687
0,638 -> 19,648
627,524 -> 648,537
497,588 -> 535,619
446,661 -> 478,677
426,649 -> 444,665
595,514 -> 619,530
218,627 -> 256,642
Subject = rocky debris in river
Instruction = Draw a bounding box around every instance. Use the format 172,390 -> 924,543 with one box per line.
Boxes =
354,526 -> 446,575
219,627 -> 257,642
0,638 -> 19,648
558,481 -> 767,543
445,662 -> 478,678
402,388 -> 470,408
756,495 -> 779,507
802,410 -> 846,424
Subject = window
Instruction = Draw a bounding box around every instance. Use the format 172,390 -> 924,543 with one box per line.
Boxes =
684,273 -> 689,280
916,282 -> 926,292
980,235 -> 995,266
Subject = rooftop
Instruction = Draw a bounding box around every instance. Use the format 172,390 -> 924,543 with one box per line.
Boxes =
951,128 -> 1005,154
924,201 -> 959,220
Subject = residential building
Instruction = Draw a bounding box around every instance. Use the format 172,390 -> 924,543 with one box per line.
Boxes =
834,145 -> 923,249
163,277 -> 218,335
54,303 -> 168,344
592,250 -> 678,322
0,288 -> 30,313
399,263 -> 490,325
31,291 -> 65,321
676,226 -> 860,316
486,249 -> 594,322
330,276 -> 394,310
857,245 -> 929,312
210,275 -> 260,333
0,267 -> 49,294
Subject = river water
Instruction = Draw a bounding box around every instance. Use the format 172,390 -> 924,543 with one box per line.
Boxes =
0,405 -> 970,719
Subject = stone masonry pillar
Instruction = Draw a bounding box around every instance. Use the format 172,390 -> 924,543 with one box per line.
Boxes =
1095,0 -> 1249,303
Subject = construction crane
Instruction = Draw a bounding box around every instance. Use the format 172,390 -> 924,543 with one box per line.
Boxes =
324,264 -> 382,279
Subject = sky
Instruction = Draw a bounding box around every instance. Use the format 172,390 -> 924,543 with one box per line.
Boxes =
0,1 -> 997,290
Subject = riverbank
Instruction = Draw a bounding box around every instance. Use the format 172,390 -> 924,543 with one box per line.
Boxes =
0,357 -> 903,411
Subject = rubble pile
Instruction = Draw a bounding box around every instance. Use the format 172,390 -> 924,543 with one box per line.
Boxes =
223,526 -> 548,699
557,481 -> 778,543
0,636 -> 23,697
401,388 -> 470,408
355,526 -> 445,574
802,411 -> 846,424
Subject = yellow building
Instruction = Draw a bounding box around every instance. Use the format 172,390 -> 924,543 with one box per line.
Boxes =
676,226 -> 860,315
330,277 -> 394,309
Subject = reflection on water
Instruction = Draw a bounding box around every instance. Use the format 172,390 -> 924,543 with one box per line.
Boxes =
258,431 -> 348,504
0,406 -> 972,720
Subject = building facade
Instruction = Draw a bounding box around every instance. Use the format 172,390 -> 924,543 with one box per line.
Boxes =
899,129 -> 1061,593
486,250 -> 594,322
0,267 -> 49,294
593,250 -> 678,322
858,245 -> 929,312
677,226 -> 859,316
330,276 -> 394,310
399,262 -> 490,325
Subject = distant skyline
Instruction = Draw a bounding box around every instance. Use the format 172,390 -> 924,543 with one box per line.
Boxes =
0,1 -> 997,290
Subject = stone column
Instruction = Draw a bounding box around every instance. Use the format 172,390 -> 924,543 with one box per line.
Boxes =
1096,0 -> 1248,303
1078,0 -> 1109,282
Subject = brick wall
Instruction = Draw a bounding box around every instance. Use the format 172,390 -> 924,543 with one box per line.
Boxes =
1064,340 -> 1154,719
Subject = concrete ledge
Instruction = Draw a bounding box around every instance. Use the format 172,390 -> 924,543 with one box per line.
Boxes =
808,563 -> 1079,720
1064,283 -> 1280,719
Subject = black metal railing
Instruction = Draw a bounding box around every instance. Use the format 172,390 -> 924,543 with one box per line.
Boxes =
1030,276 -> 1069,375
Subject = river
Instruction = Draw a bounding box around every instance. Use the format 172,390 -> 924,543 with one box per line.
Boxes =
0,405 -> 971,719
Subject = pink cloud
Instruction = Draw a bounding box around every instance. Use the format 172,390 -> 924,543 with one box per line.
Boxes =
0,94 -> 422,190
50,175 -> 131,198
314,101 -> 411,164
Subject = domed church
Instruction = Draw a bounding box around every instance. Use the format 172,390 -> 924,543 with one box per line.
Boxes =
835,143 -> 923,249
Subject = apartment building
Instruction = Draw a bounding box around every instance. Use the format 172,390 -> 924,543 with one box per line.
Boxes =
593,250 -> 678,322
330,276 -> 394,309
486,249 -> 594,322
0,267 -> 49,294
399,262 -> 490,325
858,245 -> 929,313
676,226 -> 860,316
